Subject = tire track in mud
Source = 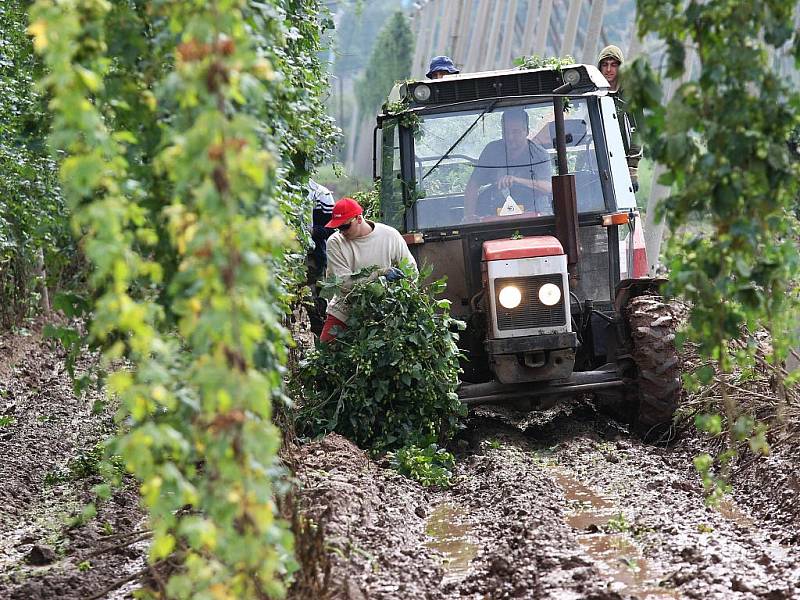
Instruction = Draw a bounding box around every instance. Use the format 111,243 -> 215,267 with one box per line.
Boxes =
294,401 -> 800,599
431,402 -> 800,599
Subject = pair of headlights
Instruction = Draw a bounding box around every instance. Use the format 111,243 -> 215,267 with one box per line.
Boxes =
498,283 -> 561,309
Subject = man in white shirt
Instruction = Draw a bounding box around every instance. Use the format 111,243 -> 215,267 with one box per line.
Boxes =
321,197 -> 417,343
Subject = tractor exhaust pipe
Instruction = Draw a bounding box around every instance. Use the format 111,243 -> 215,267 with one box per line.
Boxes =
551,95 -> 580,278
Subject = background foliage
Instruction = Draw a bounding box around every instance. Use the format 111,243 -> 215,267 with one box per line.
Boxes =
356,10 -> 414,117
0,0 -> 72,326
629,0 -> 800,492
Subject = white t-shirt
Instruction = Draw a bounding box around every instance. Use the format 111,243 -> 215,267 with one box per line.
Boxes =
325,222 -> 417,322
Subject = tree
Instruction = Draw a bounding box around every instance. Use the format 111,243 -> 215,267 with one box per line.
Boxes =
628,0 -> 800,494
333,0 -> 398,79
0,0 -> 71,325
357,10 -> 414,115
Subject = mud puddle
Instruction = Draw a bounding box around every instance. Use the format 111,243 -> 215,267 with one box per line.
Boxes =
424,503 -> 478,584
554,468 -> 678,598
716,498 -> 755,529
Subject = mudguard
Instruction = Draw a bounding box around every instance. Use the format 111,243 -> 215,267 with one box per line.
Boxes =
614,277 -> 667,314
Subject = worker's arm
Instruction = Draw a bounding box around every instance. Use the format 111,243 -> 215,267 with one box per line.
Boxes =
395,232 -> 418,274
463,172 -> 482,219
463,147 -> 493,219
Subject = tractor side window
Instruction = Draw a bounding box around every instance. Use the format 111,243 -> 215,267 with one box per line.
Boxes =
412,99 -> 605,230
380,120 -> 404,231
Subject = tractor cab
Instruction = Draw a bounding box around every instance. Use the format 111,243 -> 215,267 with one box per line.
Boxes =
374,64 -> 679,435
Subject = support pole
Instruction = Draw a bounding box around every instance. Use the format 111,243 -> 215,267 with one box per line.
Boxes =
581,0 -> 606,63
559,0 -> 582,57
533,0 -> 554,56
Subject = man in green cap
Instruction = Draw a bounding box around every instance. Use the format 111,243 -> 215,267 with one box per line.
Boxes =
597,45 -> 642,192
598,45 -> 624,92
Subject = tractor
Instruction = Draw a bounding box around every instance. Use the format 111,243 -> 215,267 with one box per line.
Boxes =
373,63 -> 681,436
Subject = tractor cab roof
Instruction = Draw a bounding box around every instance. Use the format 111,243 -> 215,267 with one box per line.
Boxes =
381,64 -> 610,119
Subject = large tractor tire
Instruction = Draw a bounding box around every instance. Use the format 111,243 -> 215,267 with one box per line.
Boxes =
625,294 -> 681,440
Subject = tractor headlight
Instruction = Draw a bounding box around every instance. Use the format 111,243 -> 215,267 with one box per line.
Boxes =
538,283 -> 561,306
498,285 -> 522,309
412,84 -> 431,102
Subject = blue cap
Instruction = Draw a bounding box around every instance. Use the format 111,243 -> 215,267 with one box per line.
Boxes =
426,56 -> 459,79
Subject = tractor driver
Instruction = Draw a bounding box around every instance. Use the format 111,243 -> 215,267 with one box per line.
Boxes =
463,108 -> 552,220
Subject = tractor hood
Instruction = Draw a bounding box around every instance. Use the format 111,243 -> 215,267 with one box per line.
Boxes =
482,236 -> 564,261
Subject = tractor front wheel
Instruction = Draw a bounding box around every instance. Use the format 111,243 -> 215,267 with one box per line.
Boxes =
625,294 -> 682,440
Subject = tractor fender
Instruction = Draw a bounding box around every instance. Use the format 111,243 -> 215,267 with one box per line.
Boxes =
613,277 -> 668,314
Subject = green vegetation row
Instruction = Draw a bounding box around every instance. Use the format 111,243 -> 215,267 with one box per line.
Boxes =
297,265 -> 464,488
0,2 -> 71,326
29,0 -> 337,596
630,0 -> 800,496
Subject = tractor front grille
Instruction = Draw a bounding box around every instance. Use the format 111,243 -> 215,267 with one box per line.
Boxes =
494,274 -> 566,331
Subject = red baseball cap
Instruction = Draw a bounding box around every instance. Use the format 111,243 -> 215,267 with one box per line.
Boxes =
325,197 -> 363,228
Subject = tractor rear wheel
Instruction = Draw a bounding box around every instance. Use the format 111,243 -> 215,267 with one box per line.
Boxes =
625,294 -> 681,440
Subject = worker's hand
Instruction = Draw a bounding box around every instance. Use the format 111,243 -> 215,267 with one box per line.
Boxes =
384,266 -> 404,282
497,175 -> 516,189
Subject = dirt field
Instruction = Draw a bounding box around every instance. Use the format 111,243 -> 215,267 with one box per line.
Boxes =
1,324 -> 799,599
0,325 -> 145,600
291,403 -> 800,600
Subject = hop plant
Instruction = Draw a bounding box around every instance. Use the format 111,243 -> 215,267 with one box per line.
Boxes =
298,264 -> 466,452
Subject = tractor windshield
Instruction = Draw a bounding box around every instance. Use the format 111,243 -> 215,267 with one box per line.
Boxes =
413,99 -> 605,229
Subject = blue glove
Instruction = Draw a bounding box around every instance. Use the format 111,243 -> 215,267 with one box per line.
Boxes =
384,266 -> 404,282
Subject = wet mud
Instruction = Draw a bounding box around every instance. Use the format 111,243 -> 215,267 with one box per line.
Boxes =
0,323 -> 146,600
293,401 -> 800,599
3,322 -> 800,599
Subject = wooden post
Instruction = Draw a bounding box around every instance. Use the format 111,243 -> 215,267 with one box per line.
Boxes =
559,0 -> 582,57
412,4 -> 436,78
499,0 -> 519,67
481,0 -> 505,70
345,97 -> 360,170
35,248 -> 50,315
465,0 -> 492,71
428,0 -> 446,58
581,0 -> 606,63
643,50 -> 695,274
450,0 -> 470,63
533,0 -> 553,56
520,0 -> 539,56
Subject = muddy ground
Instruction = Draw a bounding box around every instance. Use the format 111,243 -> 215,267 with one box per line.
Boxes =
293,402 -> 800,600
2,323 -> 800,599
0,323 -> 146,600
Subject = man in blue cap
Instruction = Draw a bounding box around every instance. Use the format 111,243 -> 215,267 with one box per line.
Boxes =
426,55 -> 459,80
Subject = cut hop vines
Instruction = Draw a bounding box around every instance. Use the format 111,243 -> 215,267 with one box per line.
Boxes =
298,264 -> 466,453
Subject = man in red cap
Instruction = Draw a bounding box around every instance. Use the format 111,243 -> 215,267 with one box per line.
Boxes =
321,197 -> 417,343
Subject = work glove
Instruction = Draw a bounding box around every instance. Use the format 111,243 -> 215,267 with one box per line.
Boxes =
384,266 -> 404,282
